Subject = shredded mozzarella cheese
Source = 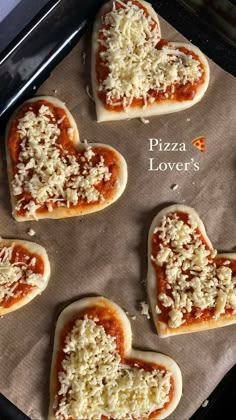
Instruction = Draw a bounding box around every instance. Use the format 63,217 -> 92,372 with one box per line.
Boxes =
97,0 -> 202,110
0,245 -> 44,304
140,301 -> 151,319
55,316 -> 171,419
152,213 -> 236,328
11,105 -> 112,218
140,117 -> 150,124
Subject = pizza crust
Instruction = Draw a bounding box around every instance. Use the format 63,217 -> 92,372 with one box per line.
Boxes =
11,142 -> 127,221
91,0 -> 164,123
93,38 -> 210,122
147,205 -> 236,337
5,97 -> 128,221
49,296 -> 182,420
91,0 -> 210,123
0,238 -> 50,316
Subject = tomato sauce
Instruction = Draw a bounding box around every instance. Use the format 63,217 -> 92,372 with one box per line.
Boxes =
96,1 -> 205,111
54,305 -> 173,419
7,100 -> 120,216
151,212 -> 236,326
0,244 -> 44,308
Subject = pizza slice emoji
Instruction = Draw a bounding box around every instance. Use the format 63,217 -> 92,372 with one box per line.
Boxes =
192,136 -> 205,153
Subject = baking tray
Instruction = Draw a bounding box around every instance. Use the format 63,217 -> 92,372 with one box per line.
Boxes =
0,0 -> 235,418
0,0 -> 235,128
0,0 -> 106,126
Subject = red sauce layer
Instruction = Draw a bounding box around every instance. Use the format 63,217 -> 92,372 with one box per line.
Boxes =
96,1 -> 205,111
7,100 -> 119,216
0,244 -> 44,308
54,304 -> 173,419
151,212 -> 236,326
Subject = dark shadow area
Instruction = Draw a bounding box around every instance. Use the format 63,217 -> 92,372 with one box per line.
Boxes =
190,364 -> 236,420
0,132 -> 12,217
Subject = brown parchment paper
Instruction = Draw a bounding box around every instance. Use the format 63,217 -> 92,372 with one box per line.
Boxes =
0,14 -> 236,420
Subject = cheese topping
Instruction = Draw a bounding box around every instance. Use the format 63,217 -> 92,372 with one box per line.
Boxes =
152,213 -> 236,328
55,316 -> 172,419
97,1 -> 202,110
0,244 -> 44,305
11,105 -> 112,218
140,301 -> 151,319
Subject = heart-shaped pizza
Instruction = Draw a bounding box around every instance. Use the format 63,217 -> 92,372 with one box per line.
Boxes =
6,96 -> 127,221
92,0 -> 210,122
49,296 -> 182,419
147,205 -> 236,337
0,237 -> 50,315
